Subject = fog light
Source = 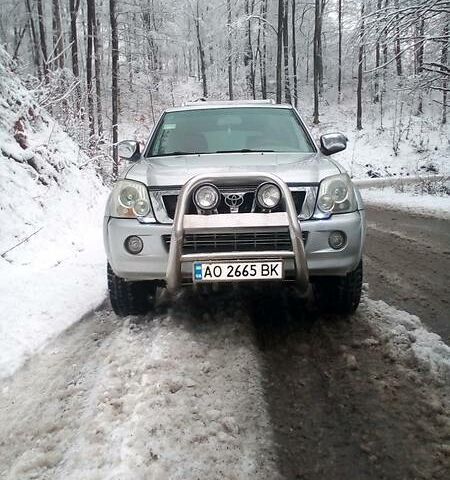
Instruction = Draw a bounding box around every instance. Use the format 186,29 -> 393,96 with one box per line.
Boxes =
194,184 -> 220,210
125,235 -> 143,254
328,231 -> 346,250
256,182 -> 281,210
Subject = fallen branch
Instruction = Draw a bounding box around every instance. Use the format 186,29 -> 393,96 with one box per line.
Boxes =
1,227 -> 43,259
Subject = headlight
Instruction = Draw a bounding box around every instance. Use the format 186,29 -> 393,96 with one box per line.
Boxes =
109,179 -> 152,218
194,184 -> 220,210
315,174 -> 357,218
256,182 -> 281,209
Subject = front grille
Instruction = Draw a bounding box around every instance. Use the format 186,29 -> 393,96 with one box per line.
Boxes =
162,231 -> 308,254
160,189 -> 306,220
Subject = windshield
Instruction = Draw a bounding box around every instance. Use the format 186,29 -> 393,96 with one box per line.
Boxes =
148,107 -> 315,157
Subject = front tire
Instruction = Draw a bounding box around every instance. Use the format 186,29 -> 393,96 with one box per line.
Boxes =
107,263 -> 157,317
313,261 -> 363,315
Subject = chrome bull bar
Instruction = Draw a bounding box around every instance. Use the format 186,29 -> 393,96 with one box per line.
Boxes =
165,172 -> 309,293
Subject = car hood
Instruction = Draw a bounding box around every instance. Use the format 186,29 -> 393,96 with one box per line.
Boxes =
125,152 -> 342,186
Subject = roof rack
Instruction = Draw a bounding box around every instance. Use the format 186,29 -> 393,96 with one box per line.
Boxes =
182,99 -> 275,107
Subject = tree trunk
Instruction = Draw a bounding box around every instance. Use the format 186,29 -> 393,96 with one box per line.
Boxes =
313,0 -> 320,123
291,0 -> 298,107
276,0 -> 284,103
110,0 -> 119,179
283,0 -> 291,104
306,29 -> 310,84
374,0 -> 381,103
87,0 -> 95,141
416,17 -> 425,114
382,0 -> 389,91
394,0 -> 402,76
356,1 -> 365,130
227,0 -> 233,100
36,0 -> 49,79
69,1 -> 80,78
260,0 -> 267,98
24,0 -> 40,77
91,0 -> 103,137
13,23 -> 28,62
318,0 -> 325,93
195,1 -> 207,98
51,0 -> 64,69
69,0 -> 81,113
244,0 -> 255,98
441,20 -> 448,125
338,0 -> 342,100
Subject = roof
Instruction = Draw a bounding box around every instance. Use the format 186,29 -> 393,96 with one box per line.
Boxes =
165,99 -> 294,113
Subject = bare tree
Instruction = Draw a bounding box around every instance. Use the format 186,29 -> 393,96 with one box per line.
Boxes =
36,0 -> 49,79
51,0 -> 64,69
87,0 -> 95,141
69,0 -> 80,79
318,0 -> 325,93
24,0 -> 40,77
292,0 -> 298,107
227,0 -> 233,100
194,0 -> 207,98
244,0 -> 256,98
357,1 -> 365,130
91,0 -> 103,136
110,0 -> 119,179
69,0 -> 81,112
283,0 -> 291,103
338,0 -> 343,100
374,0 -> 381,103
259,0 -> 268,99
276,0 -> 284,103
313,0 -> 320,123
416,16 -> 425,114
441,18 -> 449,125
394,0 -> 402,76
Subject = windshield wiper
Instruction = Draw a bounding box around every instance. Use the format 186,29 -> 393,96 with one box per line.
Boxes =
215,149 -> 275,153
152,151 -> 207,157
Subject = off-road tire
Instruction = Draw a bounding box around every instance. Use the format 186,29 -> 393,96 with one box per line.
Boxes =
107,263 -> 156,317
313,261 -> 363,315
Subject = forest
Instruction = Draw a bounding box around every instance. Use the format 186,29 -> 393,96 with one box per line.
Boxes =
0,0 -> 448,179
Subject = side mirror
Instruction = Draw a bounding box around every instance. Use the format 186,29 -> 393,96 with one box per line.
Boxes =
118,140 -> 140,161
320,133 -> 348,155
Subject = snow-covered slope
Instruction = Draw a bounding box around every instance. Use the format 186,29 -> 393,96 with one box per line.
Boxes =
0,48 -> 108,378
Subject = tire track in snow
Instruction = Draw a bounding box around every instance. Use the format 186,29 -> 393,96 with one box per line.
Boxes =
248,288 -> 450,480
1,288 -> 449,479
1,291 -> 279,480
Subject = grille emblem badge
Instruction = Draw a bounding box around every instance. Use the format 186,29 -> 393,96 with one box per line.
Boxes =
224,193 -> 244,213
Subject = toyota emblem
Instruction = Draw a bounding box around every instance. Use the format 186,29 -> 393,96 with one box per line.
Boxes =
224,193 -> 244,213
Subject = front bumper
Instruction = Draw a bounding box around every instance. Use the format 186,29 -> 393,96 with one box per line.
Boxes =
105,209 -> 365,285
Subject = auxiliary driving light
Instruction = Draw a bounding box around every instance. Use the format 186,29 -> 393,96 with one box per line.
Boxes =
256,182 -> 281,209
194,184 -> 220,210
328,231 -> 347,250
125,235 -> 143,254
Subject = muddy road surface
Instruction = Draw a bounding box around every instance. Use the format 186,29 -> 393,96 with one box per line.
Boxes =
1,288 -> 449,480
364,206 -> 450,343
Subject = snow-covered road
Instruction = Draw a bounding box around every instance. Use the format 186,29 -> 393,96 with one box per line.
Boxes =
1,288 -> 449,480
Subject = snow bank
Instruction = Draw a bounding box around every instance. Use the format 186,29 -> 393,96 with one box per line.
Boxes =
360,297 -> 450,382
0,48 -> 108,378
360,187 -> 450,219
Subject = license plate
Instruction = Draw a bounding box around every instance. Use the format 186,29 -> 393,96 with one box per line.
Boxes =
193,261 -> 283,282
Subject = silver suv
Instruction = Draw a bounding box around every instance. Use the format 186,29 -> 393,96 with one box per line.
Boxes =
104,100 -> 365,316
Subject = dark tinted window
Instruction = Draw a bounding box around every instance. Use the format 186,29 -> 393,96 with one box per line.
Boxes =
148,107 -> 315,156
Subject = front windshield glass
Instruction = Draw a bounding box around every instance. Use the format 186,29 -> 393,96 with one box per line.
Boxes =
148,107 -> 315,157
